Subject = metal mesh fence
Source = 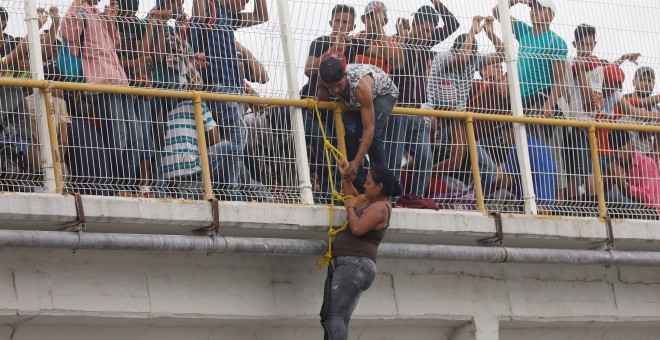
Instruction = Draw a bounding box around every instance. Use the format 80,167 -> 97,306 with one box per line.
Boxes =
0,0 -> 659,219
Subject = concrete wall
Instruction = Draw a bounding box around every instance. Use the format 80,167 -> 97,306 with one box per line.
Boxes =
1,247 -> 660,339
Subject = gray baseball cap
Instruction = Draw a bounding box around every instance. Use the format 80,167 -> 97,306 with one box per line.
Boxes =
364,1 -> 387,18
635,66 -> 656,81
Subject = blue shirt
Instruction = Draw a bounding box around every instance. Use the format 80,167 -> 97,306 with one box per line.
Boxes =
513,20 -> 567,99
505,136 -> 557,207
190,2 -> 243,94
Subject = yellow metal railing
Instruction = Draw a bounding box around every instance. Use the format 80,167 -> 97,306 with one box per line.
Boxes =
4,77 -> 660,218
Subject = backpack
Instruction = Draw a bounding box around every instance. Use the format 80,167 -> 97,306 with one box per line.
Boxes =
55,12 -> 87,82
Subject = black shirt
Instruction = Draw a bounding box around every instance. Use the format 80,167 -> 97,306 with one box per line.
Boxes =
390,1 -> 459,105
1,32 -> 19,58
116,17 -> 147,82
300,35 -> 367,98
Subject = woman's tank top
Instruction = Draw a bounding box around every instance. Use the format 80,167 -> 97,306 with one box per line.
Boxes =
332,201 -> 391,263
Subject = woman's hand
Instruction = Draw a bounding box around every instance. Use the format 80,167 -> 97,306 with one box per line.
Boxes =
338,159 -> 356,182
344,197 -> 358,208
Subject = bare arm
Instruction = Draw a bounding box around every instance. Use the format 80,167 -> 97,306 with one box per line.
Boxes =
432,120 -> 467,172
236,41 -> 269,83
493,0 -> 528,21
618,99 -> 660,122
207,127 -> 222,146
346,200 -> 389,236
540,60 -> 567,118
442,16 -> 483,71
239,0 -> 269,28
353,77 -> 377,167
316,82 -> 330,101
191,0 -> 208,22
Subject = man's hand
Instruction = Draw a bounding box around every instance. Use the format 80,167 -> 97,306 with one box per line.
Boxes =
193,53 -> 209,70
49,6 -> 60,26
330,33 -> 349,53
396,18 -> 410,37
471,16 -> 485,35
540,102 -> 555,118
103,1 -> 119,19
617,53 -> 641,65
590,92 -> 604,112
482,16 -> 495,34
37,8 -> 50,28
347,159 -> 361,179
136,55 -> 153,72
147,8 -> 166,24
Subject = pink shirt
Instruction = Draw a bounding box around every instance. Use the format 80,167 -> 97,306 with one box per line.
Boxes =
60,4 -> 128,86
627,152 -> 660,213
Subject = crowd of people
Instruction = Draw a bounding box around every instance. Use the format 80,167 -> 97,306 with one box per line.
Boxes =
0,0 -> 659,217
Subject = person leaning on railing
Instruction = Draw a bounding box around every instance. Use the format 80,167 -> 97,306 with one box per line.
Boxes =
493,0 -> 569,203
60,0 -> 145,197
424,16 -> 504,199
605,129 -> 660,220
189,0 -> 270,201
316,53 -> 399,193
390,0 -> 459,197
301,4 -> 368,202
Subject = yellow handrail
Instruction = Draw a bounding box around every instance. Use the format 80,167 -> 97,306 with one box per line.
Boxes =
3,76 -> 655,219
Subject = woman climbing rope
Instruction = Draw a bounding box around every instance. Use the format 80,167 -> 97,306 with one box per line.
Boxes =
320,159 -> 401,340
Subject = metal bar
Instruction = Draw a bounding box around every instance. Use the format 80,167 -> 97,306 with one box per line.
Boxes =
192,93 -> 214,201
24,1 -> 56,192
1,78 -> 660,133
498,0 -> 536,214
2,229 -> 660,267
275,0 -> 314,204
464,115 -> 486,213
588,125 -> 608,218
42,88 -> 64,194
333,104 -> 347,158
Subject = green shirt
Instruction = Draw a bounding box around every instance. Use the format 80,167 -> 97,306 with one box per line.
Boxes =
1,57 -> 31,79
151,23 -> 173,88
513,20 -> 567,99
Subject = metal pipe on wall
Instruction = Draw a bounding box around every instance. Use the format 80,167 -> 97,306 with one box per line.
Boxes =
1,229 -> 660,267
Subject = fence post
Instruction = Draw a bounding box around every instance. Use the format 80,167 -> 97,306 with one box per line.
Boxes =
42,87 -> 65,194
192,93 -> 214,201
275,0 -> 315,204
25,0 -> 57,192
465,114 -> 486,213
587,125 -> 607,218
497,0 -> 537,214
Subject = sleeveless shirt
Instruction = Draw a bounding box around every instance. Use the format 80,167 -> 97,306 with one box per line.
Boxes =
332,201 -> 391,263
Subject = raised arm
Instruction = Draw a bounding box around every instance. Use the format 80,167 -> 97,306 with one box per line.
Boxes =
349,76 -> 377,175
239,0 -> 269,28
442,16 -> 483,71
429,0 -> 460,44
236,41 -> 269,83
493,0 -> 529,21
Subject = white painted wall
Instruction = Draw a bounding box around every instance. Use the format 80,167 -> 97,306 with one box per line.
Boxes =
1,247 -> 660,339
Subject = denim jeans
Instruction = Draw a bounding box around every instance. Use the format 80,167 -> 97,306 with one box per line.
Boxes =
207,142 -> 270,201
322,256 -> 377,340
87,93 -> 142,189
207,100 -> 261,199
134,97 -> 155,160
385,115 -> 432,196
343,95 -> 397,191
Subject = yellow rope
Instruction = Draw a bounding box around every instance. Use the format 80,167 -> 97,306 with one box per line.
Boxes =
305,99 -> 354,269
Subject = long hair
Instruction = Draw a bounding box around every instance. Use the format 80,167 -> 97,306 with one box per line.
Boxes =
369,165 -> 402,198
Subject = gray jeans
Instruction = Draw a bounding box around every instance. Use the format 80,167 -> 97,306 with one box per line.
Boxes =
322,256 -> 377,340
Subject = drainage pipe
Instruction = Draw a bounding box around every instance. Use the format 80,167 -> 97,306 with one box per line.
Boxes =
2,230 -> 660,267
